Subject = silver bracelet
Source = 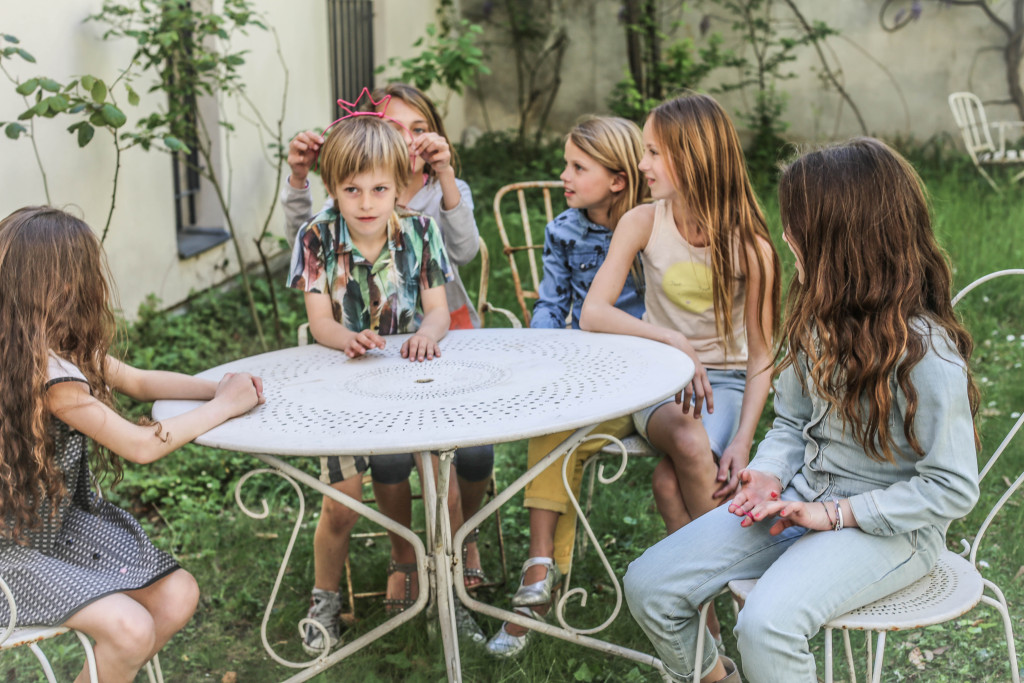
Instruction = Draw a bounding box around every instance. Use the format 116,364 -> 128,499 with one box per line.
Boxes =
832,499 -> 844,532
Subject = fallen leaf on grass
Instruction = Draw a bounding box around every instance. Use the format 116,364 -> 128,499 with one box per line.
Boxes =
255,532 -> 278,539
222,673 -> 237,683
909,646 -> 942,667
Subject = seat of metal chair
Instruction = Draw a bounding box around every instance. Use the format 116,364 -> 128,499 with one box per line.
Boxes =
728,550 -> 987,683
597,433 -> 659,458
731,549 -> 982,633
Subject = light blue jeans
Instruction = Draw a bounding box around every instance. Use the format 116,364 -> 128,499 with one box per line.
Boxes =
632,369 -> 747,457
623,488 -> 942,682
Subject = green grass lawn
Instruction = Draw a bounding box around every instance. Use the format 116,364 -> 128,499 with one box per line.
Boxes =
5,139 -> 1024,682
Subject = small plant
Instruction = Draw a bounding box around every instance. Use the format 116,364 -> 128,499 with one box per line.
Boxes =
0,33 -> 135,241
90,0 -> 290,348
380,20 -> 491,101
608,31 -> 742,123
699,0 -> 843,173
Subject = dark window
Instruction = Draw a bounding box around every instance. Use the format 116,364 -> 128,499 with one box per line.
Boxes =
328,0 -> 376,112
170,2 -> 229,259
172,144 -> 229,259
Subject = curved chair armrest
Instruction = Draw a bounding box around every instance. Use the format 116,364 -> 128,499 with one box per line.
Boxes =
479,303 -> 523,328
0,574 -> 16,646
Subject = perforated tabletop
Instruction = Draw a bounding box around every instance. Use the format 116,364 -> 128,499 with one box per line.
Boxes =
152,328 -> 693,456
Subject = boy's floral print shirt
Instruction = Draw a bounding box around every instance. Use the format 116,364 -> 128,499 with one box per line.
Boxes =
288,207 -> 453,334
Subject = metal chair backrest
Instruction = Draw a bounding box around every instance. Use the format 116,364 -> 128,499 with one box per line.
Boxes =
951,269 -> 1024,566
949,91 -> 997,164
492,181 -> 563,326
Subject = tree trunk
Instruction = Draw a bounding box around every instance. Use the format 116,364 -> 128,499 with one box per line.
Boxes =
624,0 -> 645,92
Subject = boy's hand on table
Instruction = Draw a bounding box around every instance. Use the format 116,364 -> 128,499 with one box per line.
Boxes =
401,333 -> 441,362
343,330 -> 386,358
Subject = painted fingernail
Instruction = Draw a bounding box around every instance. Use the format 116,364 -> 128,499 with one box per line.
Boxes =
770,491 -> 778,499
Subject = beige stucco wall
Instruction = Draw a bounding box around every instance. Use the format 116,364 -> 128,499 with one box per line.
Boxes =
457,0 -> 1018,146
0,0 -> 334,320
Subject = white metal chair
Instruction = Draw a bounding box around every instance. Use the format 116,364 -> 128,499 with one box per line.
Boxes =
948,91 -> 1024,192
475,237 -> 521,328
491,181 -> 564,326
728,269 -> 1024,683
0,573 -> 164,682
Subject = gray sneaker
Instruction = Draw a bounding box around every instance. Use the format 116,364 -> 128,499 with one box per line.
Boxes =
302,588 -> 342,655
455,601 -> 486,645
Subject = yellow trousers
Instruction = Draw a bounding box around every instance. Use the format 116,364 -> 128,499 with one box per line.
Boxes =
522,415 -> 635,573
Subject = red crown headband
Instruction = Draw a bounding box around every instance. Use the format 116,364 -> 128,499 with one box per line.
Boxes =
314,87 -> 417,172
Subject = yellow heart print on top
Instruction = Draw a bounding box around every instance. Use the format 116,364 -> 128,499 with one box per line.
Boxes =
662,260 -> 714,313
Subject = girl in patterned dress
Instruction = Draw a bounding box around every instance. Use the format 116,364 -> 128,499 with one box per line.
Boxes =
0,206 -> 263,683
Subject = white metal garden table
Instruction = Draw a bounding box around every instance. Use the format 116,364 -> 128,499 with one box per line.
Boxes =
152,328 -> 693,682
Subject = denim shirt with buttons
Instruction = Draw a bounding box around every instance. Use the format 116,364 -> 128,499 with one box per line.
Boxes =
531,208 -> 645,329
747,319 -> 980,540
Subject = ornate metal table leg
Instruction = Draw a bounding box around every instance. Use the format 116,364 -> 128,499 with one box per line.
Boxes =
418,449 -> 462,682
452,426 -> 672,680
239,455 -> 429,683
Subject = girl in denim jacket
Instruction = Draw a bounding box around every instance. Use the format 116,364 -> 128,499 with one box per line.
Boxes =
623,138 -> 980,682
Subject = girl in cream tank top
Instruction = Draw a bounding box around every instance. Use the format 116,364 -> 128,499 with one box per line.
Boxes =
642,199 -> 748,370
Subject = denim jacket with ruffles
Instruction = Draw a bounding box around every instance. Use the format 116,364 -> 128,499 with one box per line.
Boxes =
747,318 -> 979,539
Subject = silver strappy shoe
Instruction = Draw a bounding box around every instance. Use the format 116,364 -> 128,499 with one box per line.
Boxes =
510,557 -> 561,608
484,605 -> 542,658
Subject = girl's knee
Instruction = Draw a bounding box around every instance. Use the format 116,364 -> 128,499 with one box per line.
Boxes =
665,430 -> 709,466
111,609 -> 158,661
166,570 -> 200,624
319,499 -> 359,534
623,554 -> 668,620
735,590 -> 807,650
651,459 -> 680,502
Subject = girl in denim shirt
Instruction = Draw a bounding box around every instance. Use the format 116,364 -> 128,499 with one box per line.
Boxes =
486,116 -> 648,657
623,138 -> 980,682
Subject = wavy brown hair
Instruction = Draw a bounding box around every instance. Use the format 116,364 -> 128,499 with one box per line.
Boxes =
648,92 -> 781,352
778,138 -> 980,462
0,207 -> 121,540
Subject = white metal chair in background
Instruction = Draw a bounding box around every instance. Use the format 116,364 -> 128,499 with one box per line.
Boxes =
490,181 -> 563,326
489,181 -> 661,560
729,269 -> 1024,683
0,574 -> 164,682
948,91 -> 1024,192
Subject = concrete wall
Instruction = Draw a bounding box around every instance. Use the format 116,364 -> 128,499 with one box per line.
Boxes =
455,0 -> 1017,145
